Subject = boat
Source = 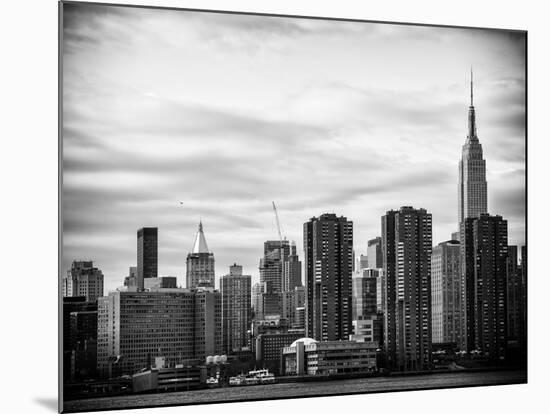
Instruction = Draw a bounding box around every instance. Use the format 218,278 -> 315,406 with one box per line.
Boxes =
206,377 -> 219,388
229,375 -> 245,386
247,369 -> 276,385
229,369 -> 276,386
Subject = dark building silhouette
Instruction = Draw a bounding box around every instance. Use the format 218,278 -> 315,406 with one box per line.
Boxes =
137,227 -> 158,291
382,207 -> 432,371
63,296 -> 98,382
221,264 -> 252,354
186,222 -> 215,289
507,245 -> 527,349
367,237 -> 383,269
304,213 -> 353,341
283,241 -> 302,291
461,214 -> 508,360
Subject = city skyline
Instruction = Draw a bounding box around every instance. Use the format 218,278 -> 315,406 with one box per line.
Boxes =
62,4 -> 526,293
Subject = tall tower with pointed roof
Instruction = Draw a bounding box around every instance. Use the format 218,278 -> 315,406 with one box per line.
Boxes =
186,221 -> 215,289
458,70 -> 488,224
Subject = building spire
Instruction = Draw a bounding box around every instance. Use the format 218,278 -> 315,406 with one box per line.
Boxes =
467,68 -> 477,140
192,221 -> 209,253
470,67 -> 473,107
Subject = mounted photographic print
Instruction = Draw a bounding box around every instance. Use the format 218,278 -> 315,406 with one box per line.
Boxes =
59,1 -> 527,412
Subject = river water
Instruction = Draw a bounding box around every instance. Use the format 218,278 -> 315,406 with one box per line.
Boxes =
64,369 -> 526,413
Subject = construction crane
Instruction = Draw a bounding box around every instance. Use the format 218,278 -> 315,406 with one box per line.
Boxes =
272,201 -> 285,242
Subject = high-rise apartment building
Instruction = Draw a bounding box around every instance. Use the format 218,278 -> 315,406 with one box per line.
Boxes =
507,245 -> 526,343
304,213 -> 353,341
186,222 -> 215,289
137,227 -> 158,291
382,206 -> 432,371
221,264 -> 252,354
431,240 -> 462,345
63,261 -> 104,301
461,214 -> 508,359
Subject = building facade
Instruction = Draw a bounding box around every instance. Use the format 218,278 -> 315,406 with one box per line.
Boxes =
63,260 -> 104,301
144,276 -> 178,290
507,245 -> 526,344
186,222 -> 215,289
461,214 -> 508,360
255,331 -> 304,375
281,286 -> 305,327
352,269 -> 382,345
382,207 -> 432,371
63,296 -> 98,382
431,240 -> 462,345
367,237 -> 383,269
283,241 -> 302,291
137,227 -> 158,291
97,289 -> 221,377
304,213 -> 353,341
259,240 -> 290,295
283,338 -> 378,376
221,264 -> 252,354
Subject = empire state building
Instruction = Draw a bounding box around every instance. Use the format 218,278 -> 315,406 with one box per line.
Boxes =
458,71 -> 487,224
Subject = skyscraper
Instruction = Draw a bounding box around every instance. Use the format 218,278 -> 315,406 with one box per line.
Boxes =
461,214 -> 508,359
186,222 -> 215,289
283,241 -> 302,291
259,240 -> 290,294
63,260 -> 104,301
304,213 -> 353,341
258,239 -> 290,318
507,246 -> 526,343
367,237 -> 383,269
458,70 -> 488,225
137,227 -> 158,291
193,288 -> 223,359
431,240 -> 462,345
382,206 -> 432,371
221,264 -> 252,354
281,286 -> 306,327
251,282 -> 263,319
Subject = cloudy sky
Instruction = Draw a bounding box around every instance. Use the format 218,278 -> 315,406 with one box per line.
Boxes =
62,3 -> 526,292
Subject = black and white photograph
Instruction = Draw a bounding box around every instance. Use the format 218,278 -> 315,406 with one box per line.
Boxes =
59,1 -> 526,412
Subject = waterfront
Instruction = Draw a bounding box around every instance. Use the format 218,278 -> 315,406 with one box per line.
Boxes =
64,369 -> 527,413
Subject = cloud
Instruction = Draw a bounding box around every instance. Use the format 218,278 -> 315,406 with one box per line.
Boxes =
61,3 -> 526,291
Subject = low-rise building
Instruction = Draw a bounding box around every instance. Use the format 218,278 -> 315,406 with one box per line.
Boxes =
255,331 -> 304,375
133,365 -> 207,393
283,338 -> 378,376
